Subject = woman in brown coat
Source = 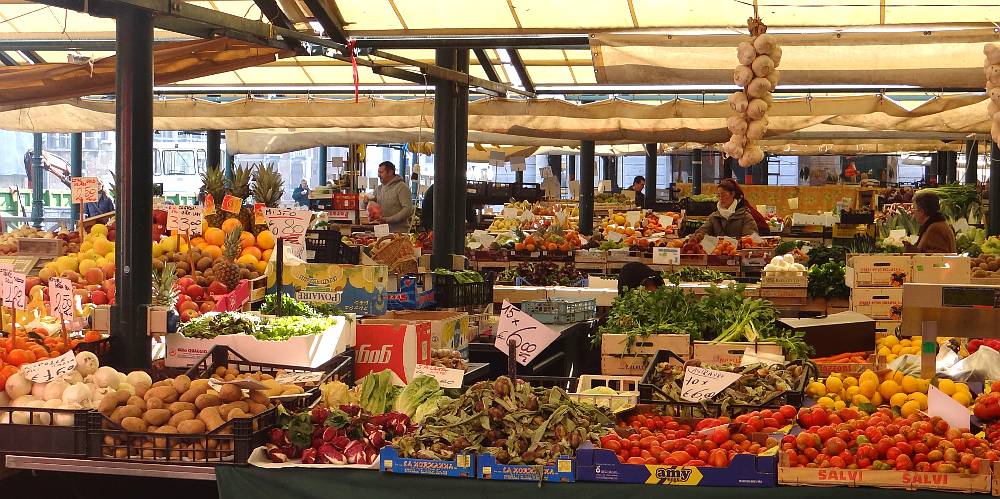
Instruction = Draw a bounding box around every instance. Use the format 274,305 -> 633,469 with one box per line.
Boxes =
903,190 -> 956,253
697,179 -> 763,238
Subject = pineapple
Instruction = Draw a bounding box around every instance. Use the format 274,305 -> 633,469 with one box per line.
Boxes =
251,162 -> 284,234
201,165 -> 227,228
152,263 -> 180,309
230,164 -> 255,231
213,227 -> 243,290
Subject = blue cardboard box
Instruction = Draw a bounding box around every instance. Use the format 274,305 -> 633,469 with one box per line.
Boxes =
379,446 -> 475,478
477,453 -> 575,482
575,448 -> 777,487
387,274 -> 436,311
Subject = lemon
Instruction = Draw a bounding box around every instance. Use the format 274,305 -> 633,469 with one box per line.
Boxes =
908,392 -> 929,410
843,376 -> 859,388
859,380 -> 877,399
901,400 -> 921,417
937,379 -> 957,396
871,392 -> 883,406
886,353 -> 898,363
878,380 -> 900,400
901,375 -> 920,394
891,344 -> 902,355
956,382 -> 971,393
860,370 -> 879,386
846,386 -> 861,401
834,400 -> 847,411
952,391 -> 972,407
817,396 -> 836,409
889,392 -> 909,408
807,381 -> 827,397
900,339 -> 912,347
826,377 -> 844,395
882,335 -> 899,348
852,394 -> 871,406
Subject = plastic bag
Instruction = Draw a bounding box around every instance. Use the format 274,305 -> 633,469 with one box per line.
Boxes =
940,346 -> 1000,382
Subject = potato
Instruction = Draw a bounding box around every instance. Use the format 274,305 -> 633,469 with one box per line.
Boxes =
142,441 -> 155,459
121,416 -> 148,433
115,447 -> 128,458
119,404 -> 143,420
110,407 -> 124,425
248,402 -> 269,415
198,406 -> 225,432
143,408 -> 171,426
226,408 -> 248,421
134,382 -> 151,397
168,401 -> 196,415
168,410 -> 196,428
144,386 -> 178,404
114,389 -> 132,404
190,379 -> 211,391
127,396 -> 147,412
228,401 -> 250,413
98,394 -> 121,415
152,380 -> 171,388
177,419 -> 207,434
153,425 -> 177,448
179,385 -> 208,403
214,366 -> 228,378
194,393 -> 222,410
249,390 -> 269,404
281,385 -> 304,395
262,379 -> 283,397
172,375 -> 192,394
219,384 -> 242,403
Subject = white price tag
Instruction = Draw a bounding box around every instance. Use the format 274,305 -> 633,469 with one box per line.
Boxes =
928,385 -> 971,431
264,207 -> 312,245
274,371 -> 325,385
598,180 -> 613,193
626,211 -> 642,225
494,300 -> 560,366
658,215 -> 674,227
568,181 -> 580,198
510,156 -> 526,172
787,197 -> 799,210
330,157 -> 344,169
518,211 -> 534,222
680,366 -> 742,402
889,229 -> 907,239
0,267 -> 26,309
20,350 -> 77,383
539,166 -> 552,179
555,211 -> 568,225
474,230 -> 496,247
414,364 -> 465,389
606,231 -> 624,242
489,151 -> 505,168
653,247 -> 681,265
48,277 -> 74,322
502,208 -> 518,219
740,347 -> 785,366
166,205 -> 204,235
71,177 -> 100,203
700,235 -> 719,254
374,224 -> 390,238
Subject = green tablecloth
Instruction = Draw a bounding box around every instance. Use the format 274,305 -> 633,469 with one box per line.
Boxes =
215,466 -> 966,499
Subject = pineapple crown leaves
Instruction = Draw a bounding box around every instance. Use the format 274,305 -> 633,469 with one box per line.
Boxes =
223,227 -> 243,260
251,162 -> 284,208
231,164 -> 255,199
152,262 -> 180,307
201,164 -> 228,200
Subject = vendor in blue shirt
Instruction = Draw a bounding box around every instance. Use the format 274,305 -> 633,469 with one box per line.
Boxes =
84,186 -> 115,217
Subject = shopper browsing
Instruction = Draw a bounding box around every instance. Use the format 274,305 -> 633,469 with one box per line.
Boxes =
630,176 -> 646,207
372,161 -> 414,233
84,185 -> 115,217
903,190 -> 956,253
292,180 -> 310,207
696,178 -> 768,238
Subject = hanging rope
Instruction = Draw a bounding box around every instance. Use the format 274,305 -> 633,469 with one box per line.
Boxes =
346,38 -> 360,103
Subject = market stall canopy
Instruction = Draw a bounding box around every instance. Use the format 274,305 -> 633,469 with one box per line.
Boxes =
591,30 -> 1000,88
0,38 -> 288,109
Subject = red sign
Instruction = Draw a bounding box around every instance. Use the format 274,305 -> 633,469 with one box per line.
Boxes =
212,279 -> 250,312
204,194 -> 216,215
221,194 -> 243,214
354,322 -> 431,385
253,202 -> 265,225
333,193 -> 359,210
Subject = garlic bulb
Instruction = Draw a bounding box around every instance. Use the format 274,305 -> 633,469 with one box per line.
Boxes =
747,78 -> 773,99
722,139 -> 745,159
734,65 -> 754,86
737,42 -> 757,66
751,55 -> 775,77
728,91 -> 750,113
753,34 -> 778,55
746,118 -> 769,140
739,145 -> 765,167
746,99 -> 769,120
727,115 -> 749,134
765,68 -> 781,88
770,45 -> 783,67
985,43 -> 1000,66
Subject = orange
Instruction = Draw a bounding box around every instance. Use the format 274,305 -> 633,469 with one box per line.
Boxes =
190,237 -> 207,248
84,331 -> 102,342
6,348 -> 35,366
203,245 -> 223,260
204,227 -> 225,246
241,246 -> 262,261
254,260 -> 267,273
261,249 -> 272,262
256,230 -> 276,250
221,218 -> 243,234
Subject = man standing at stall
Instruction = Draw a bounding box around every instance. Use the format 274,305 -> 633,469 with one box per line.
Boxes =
630,176 -> 646,207
372,161 -> 414,233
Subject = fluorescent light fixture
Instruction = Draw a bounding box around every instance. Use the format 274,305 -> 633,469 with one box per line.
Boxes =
536,84 -> 923,93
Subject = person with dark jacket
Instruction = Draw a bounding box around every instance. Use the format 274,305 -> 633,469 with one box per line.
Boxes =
904,190 -> 956,253
696,178 -> 767,238
84,187 -> 115,217
617,262 -> 665,295
630,176 -> 646,207
292,180 -> 310,207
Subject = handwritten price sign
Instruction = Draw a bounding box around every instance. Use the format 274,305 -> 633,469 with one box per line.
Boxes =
71,177 -> 100,203
48,277 -> 75,322
680,366 -> 742,402
494,300 -> 559,366
166,205 -> 203,234
21,350 -> 77,383
263,208 -> 311,244
0,265 -> 26,309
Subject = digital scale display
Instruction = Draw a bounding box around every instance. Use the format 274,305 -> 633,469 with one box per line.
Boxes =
941,287 -> 1000,309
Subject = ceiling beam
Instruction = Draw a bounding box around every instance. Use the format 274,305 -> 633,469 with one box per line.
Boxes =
474,48 -> 500,83
0,52 -> 17,66
0,39 -> 189,51
506,49 -> 534,93
300,0 -> 349,44
353,35 -> 589,49
250,0 -> 306,53
19,50 -> 44,63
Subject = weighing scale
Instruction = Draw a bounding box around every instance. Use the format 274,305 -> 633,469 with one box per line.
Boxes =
900,283 -> 1000,379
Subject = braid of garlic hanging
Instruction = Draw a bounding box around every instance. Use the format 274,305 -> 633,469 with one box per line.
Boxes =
723,18 -> 781,167
985,42 -> 1000,143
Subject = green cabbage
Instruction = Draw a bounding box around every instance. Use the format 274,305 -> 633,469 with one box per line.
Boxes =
413,395 -> 452,424
393,375 -> 442,417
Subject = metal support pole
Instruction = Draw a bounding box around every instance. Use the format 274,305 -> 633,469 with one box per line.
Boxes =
317,146 -> 328,186
644,143 -> 657,209
453,49 -> 469,253
692,149 -> 703,195
945,151 -> 958,184
432,48 -> 457,269
206,129 -> 221,169
723,156 -> 734,179
224,153 -> 235,180
112,7 -> 154,370
397,148 -> 407,181
964,140 -> 979,185
70,133 -> 83,228
580,141 -> 595,235
990,142 -> 1000,236
567,155 -> 576,182
30,134 -> 44,227
515,170 -> 524,185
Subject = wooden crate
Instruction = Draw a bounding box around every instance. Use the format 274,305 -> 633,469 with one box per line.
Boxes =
679,254 -> 708,267
17,237 -> 63,257
600,333 -> 690,376
759,287 -> 808,299
691,341 -> 783,365
574,250 -> 608,264
761,271 -> 808,288
778,461 -> 995,493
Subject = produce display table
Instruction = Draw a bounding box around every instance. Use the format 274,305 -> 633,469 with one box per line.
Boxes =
214,466 -> 963,499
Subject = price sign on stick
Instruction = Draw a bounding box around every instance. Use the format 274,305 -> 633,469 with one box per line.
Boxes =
48,277 -> 75,322
374,224 -> 390,238
0,270 -> 26,309
166,205 -> 203,235
494,300 -> 560,366
70,177 -> 100,203
20,351 -> 77,383
263,208 -> 311,244
681,366 -> 742,402
653,247 -> 681,265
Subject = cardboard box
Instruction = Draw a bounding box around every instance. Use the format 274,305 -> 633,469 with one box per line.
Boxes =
587,275 -> 618,290
379,447 -> 475,478
875,321 -> 901,336
547,286 -> 617,307
760,271 -> 808,288
575,249 -> 608,263
910,255 -> 971,284
576,448 -> 776,487
268,263 -> 388,316
691,341 -> 783,365
846,255 -> 911,288
354,320 -> 431,384
377,310 -> 470,350
758,287 -> 808,299
146,305 -> 170,335
164,334 -> 238,368
601,334 -> 689,376
386,274 -> 436,311
851,288 -> 903,321
477,454 -> 574,482
92,305 -> 111,332
779,311 -> 875,358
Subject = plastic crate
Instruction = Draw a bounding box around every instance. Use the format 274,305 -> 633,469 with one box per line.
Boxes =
183,345 -> 354,411
567,375 -> 640,410
432,271 -> 495,308
305,229 -> 361,264
513,183 -> 543,202
520,298 -> 596,323
683,198 -> 717,216
87,407 -> 275,466
0,406 -> 90,457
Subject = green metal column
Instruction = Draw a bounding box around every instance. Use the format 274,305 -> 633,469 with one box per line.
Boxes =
692,149 -> 703,195
964,140 -> 979,185
453,49 -> 469,253
580,141 -> 595,236
225,153 -> 235,180
70,133 -> 83,227
206,129 -> 221,169
432,48 -> 457,268
317,146 -> 328,186
112,6 -> 154,370
945,151 -> 958,184
31,134 -> 43,227
990,142 -> 1000,236
567,155 -> 576,182
644,144 -> 657,209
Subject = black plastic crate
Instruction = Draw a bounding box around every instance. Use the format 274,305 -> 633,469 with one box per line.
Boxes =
184,345 -> 354,411
682,197 -> 717,216
839,212 -> 875,224
513,183 -> 542,202
466,181 -> 489,198
87,407 -> 275,466
433,271 -> 495,308
305,229 -> 360,264
0,407 -> 90,457
487,182 -> 513,199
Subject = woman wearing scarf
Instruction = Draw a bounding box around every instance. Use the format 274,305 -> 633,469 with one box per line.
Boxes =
903,191 -> 956,253
696,178 -> 766,238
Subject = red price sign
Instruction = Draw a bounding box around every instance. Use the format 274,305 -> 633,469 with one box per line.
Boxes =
71,177 -> 100,203
48,277 -> 75,322
221,194 -> 243,214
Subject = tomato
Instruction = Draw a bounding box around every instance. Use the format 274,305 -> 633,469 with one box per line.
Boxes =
626,456 -> 645,465
829,456 -> 845,468
629,447 -> 642,458
645,457 -> 658,465
825,437 -> 847,455
687,460 -> 706,467
604,440 -> 622,452
708,429 -> 729,445
707,448 -> 730,468
668,451 -> 690,465
639,436 -> 657,449
779,405 -> 797,420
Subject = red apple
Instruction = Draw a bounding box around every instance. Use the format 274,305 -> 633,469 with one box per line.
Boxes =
186,284 -> 204,300
207,281 -> 228,296
91,290 -> 109,305
199,301 -> 215,313
177,277 -> 195,290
